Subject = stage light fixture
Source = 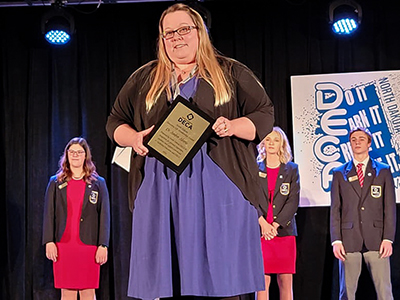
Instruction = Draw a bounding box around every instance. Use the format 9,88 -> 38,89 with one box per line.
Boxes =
41,0 -> 75,45
329,0 -> 362,35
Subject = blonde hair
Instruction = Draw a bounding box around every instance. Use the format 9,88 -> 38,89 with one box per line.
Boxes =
145,3 -> 232,111
257,127 -> 293,164
56,137 -> 98,184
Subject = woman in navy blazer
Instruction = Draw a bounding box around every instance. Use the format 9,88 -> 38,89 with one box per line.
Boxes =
257,127 -> 300,300
42,137 -> 110,300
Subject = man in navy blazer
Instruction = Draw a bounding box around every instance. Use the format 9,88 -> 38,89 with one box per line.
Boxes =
330,127 -> 396,300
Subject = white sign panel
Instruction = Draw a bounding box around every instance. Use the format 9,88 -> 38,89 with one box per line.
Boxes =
291,70 -> 400,207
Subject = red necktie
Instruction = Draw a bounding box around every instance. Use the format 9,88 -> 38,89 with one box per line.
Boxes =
356,163 -> 364,187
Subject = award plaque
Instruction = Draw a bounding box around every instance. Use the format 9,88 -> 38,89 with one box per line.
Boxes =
144,96 -> 214,174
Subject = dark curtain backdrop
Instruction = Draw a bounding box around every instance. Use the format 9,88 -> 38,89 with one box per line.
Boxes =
1,1 -> 399,299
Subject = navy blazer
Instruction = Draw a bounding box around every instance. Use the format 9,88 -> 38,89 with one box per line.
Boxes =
330,158 -> 396,252
258,160 -> 300,237
42,175 -> 110,247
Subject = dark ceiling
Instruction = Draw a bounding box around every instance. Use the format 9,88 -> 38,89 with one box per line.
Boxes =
0,0 -> 173,7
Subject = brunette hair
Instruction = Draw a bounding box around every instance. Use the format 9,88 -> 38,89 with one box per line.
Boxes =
55,137 -> 98,183
349,126 -> 372,143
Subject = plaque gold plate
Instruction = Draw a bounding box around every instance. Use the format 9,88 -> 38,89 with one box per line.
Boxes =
144,96 -> 214,174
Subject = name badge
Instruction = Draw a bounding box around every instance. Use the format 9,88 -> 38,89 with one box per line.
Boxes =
259,171 -> 267,178
58,182 -> 68,189
348,175 -> 358,182
89,191 -> 99,204
280,183 -> 290,196
371,185 -> 382,198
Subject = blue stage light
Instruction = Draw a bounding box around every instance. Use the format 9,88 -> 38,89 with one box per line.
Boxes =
45,30 -> 71,45
329,0 -> 362,36
41,0 -> 74,46
332,18 -> 358,35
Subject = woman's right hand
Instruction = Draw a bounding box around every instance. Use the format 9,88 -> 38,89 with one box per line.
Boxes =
132,125 -> 154,156
114,124 -> 155,156
258,216 -> 277,240
46,242 -> 58,262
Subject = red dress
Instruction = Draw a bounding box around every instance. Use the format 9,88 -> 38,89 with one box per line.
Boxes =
53,179 -> 100,289
261,166 -> 296,274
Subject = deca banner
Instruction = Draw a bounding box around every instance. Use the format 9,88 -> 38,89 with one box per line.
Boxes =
291,70 -> 400,207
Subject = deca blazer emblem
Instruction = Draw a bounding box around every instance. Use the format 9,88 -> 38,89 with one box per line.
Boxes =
371,185 -> 382,198
280,183 -> 290,196
89,191 -> 99,204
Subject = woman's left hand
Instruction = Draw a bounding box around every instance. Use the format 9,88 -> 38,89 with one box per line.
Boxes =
212,116 -> 256,140
259,216 -> 277,240
95,246 -> 108,265
212,117 -> 233,137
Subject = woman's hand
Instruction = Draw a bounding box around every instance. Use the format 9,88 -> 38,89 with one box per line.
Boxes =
46,242 -> 58,262
212,116 -> 256,140
212,116 -> 232,137
132,125 -> 154,156
258,216 -> 277,240
95,246 -> 108,265
115,124 -> 154,156
272,222 -> 280,231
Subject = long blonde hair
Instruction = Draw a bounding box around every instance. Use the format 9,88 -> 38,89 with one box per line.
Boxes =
145,3 -> 232,111
257,127 -> 293,164
56,137 -> 98,183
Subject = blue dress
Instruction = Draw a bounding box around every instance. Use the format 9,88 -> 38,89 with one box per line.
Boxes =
127,77 -> 264,299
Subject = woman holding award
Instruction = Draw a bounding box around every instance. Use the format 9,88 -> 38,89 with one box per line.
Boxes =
106,3 -> 274,299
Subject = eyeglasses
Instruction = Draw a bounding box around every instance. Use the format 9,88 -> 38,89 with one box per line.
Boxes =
68,149 -> 85,156
162,25 -> 197,40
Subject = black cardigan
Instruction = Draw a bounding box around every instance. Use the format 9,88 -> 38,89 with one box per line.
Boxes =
106,57 -> 274,213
